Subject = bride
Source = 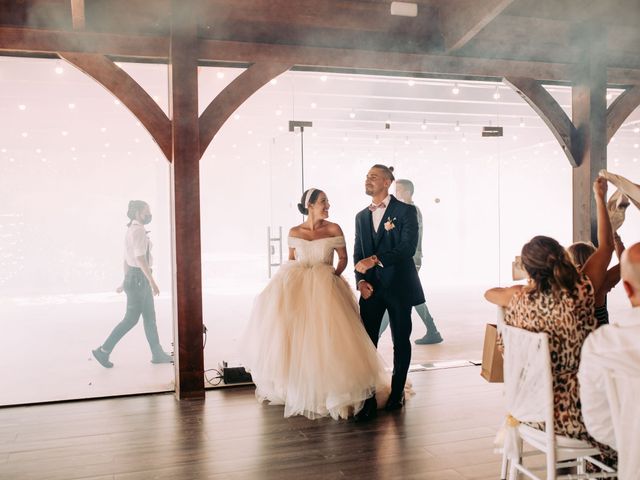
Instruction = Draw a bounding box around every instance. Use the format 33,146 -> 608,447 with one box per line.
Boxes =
241,188 -> 391,420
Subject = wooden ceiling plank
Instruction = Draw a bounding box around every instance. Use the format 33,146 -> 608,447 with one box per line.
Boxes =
438,0 -> 515,53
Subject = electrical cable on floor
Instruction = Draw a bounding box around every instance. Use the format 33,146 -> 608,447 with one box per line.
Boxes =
205,368 -> 223,386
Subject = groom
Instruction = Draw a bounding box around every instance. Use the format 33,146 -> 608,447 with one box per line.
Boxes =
354,164 -> 425,421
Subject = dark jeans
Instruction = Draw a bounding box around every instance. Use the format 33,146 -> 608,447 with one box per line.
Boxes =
102,267 -> 162,354
360,290 -> 412,398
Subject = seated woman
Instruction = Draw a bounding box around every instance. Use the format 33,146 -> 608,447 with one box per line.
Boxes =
485,177 -> 616,467
567,233 -> 625,326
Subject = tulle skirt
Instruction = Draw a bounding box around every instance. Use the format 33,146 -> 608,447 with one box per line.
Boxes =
240,261 -> 391,420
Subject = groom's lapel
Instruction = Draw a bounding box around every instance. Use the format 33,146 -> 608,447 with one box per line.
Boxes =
360,209 -> 375,253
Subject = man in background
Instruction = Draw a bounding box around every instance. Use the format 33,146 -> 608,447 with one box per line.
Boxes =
379,179 -> 443,345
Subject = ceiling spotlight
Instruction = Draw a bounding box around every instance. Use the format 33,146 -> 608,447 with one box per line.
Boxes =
634,127 -> 639,133
275,109 -> 282,116
311,102 -> 317,109
349,110 -> 356,119
404,137 -> 410,145
374,136 -> 380,144
18,104 -> 26,111
54,65 -> 64,74
606,92 -> 613,100
343,134 -> 348,142
433,135 -> 439,144
234,114 -> 240,120
452,83 -> 460,95
320,75 -> 328,82
408,79 -> 415,87
390,2 -> 418,17
421,120 -> 427,131
519,118 -> 525,127
493,88 -> 501,100
270,79 -> 278,85
454,121 -> 460,132
216,71 -> 225,79
635,143 -> 639,149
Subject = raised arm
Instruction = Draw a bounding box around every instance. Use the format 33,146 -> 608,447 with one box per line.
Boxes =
484,285 -> 523,307
582,177 -> 614,293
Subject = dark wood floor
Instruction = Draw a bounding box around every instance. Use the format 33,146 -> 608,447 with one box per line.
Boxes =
0,366 -> 505,480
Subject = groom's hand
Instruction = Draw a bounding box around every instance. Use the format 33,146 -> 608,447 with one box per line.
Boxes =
358,281 -> 374,300
355,255 -> 378,274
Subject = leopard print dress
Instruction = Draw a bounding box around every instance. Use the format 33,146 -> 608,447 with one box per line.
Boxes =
504,274 -> 617,467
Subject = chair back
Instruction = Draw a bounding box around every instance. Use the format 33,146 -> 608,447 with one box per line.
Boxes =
605,367 -> 640,479
502,325 -> 554,427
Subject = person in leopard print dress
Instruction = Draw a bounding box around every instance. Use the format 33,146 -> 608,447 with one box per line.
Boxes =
485,177 -> 617,468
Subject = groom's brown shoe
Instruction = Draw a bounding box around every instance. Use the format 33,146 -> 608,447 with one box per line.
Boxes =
354,396 -> 377,423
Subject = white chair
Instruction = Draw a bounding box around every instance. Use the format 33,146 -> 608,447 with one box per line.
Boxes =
500,325 -> 617,480
601,368 -> 640,479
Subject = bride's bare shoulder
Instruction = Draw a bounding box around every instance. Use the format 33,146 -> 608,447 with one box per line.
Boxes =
289,225 -> 304,237
324,221 -> 344,237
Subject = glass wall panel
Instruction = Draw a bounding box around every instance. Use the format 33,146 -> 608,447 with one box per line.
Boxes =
199,69 -> 578,376
0,57 -> 174,405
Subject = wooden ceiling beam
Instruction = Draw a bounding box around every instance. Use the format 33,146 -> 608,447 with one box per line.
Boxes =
1,27 -> 640,85
70,0 -> 85,31
198,39 -> 572,82
60,52 -> 172,160
607,85 -> 640,143
504,76 -> 578,167
199,62 -> 292,158
0,27 -> 168,59
438,0 -> 515,53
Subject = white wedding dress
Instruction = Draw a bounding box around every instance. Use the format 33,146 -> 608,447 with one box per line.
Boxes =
240,235 -> 391,420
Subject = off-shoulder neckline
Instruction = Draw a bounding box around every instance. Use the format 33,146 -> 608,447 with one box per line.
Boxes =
288,235 -> 344,242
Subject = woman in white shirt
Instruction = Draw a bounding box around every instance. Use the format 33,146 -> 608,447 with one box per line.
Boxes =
92,200 -> 172,368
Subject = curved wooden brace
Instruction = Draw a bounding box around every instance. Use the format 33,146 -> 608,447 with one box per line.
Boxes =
607,84 -> 640,143
199,62 -> 292,158
504,76 -> 579,167
59,52 -> 172,161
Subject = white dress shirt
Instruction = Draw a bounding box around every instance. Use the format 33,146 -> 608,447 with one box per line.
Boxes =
579,307 -> 640,452
372,194 -> 391,233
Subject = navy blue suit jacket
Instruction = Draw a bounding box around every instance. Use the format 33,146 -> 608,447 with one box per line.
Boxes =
354,195 -> 425,306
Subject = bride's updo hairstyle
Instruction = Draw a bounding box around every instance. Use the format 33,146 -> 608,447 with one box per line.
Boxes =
521,235 -> 580,298
297,188 -> 324,215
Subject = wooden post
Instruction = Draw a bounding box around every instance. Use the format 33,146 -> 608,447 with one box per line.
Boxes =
169,1 -> 204,400
571,23 -> 607,244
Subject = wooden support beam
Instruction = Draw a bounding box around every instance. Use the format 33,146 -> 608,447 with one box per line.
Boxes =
2,27 -> 640,85
169,1 -> 205,400
607,84 -> 640,142
70,0 -> 85,31
0,27 -> 168,59
572,25 -> 608,244
504,76 -> 578,167
438,0 -> 515,53
198,39 -> 574,83
199,62 -> 291,157
59,52 -> 172,160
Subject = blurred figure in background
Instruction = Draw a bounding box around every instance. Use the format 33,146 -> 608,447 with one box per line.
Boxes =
92,200 -> 172,368
378,179 -> 443,345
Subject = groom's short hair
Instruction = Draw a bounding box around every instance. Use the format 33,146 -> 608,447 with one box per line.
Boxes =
371,164 -> 395,182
